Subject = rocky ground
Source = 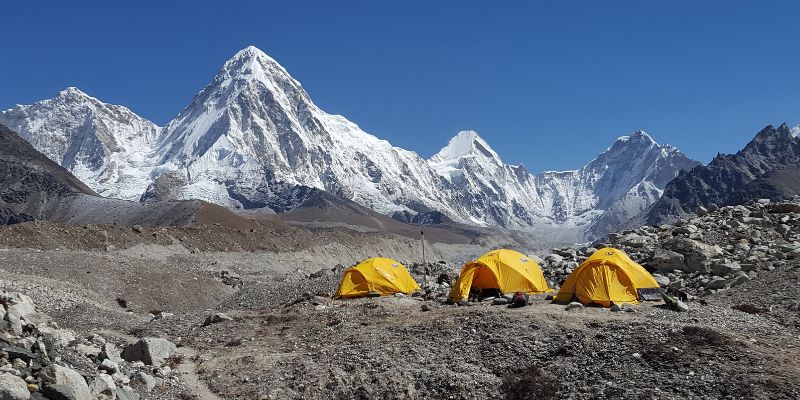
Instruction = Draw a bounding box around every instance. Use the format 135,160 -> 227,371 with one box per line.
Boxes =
3,198 -> 800,399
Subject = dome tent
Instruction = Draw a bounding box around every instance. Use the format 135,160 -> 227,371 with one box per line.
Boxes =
448,249 -> 551,303
554,247 -> 660,307
333,257 -> 421,299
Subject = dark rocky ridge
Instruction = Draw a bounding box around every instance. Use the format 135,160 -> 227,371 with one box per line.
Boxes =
636,124 -> 800,226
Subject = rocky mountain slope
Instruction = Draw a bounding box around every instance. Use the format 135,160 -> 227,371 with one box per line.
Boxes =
638,124 -> 800,225
0,123 -> 247,227
2,46 -> 698,240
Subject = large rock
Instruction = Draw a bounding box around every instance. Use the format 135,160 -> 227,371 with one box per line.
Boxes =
662,238 -> 723,272
712,261 -> 741,277
618,233 -> 652,248
648,249 -> 686,272
39,328 -> 76,354
706,277 -> 727,290
2,292 -> 36,335
770,202 -> 800,214
651,274 -> 670,288
114,386 -> 140,400
0,373 -> 30,400
88,374 -> 116,398
40,365 -> 91,400
1,346 -> 36,363
101,343 -> 122,364
121,338 -> 177,366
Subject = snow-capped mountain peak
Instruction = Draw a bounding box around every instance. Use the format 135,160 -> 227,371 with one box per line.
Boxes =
4,45 -> 702,241
220,45 -> 298,87
791,124 -> 799,138
431,130 -> 501,162
57,86 -> 91,100
0,87 -> 161,200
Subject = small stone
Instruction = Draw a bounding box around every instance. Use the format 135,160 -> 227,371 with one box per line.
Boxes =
706,277 -> 727,290
134,372 -> 157,392
420,304 -> 431,312
202,313 -> 233,327
492,298 -> 509,305
565,302 -> 584,311
99,359 -> 119,374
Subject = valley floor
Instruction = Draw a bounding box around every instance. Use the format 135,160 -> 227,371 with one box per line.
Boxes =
2,234 -> 800,399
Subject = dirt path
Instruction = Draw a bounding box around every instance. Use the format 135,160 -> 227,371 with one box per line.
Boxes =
97,329 -> 221,400
175,346 -> 223,400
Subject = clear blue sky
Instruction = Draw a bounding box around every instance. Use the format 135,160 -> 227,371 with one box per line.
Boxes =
2,1 -> 799,171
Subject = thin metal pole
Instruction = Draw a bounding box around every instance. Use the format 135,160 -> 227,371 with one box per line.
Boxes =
421,230 -> 425,264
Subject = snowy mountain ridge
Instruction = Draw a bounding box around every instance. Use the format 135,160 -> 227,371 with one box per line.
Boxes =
1,46 -> 700,239
0,87 -> 161,200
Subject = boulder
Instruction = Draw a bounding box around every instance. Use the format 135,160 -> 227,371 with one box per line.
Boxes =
39,328 -> 76,353
100,343 -> 122,364
618,233 -> 652,248
770,202 -> 800,214
40,365 -> 91,400
662,238 -> 723,272
706,277 -> 727,290
40,385 -> 78,400
88,374 -> 116,398
674,224 -> 699,235
98,360 -> 119,374
1,346 -> 36,363
648,249 -> 686,272
114,386 -> 140,400
712,262 -> 741,277
545,254 -> 564,266
651,274 -> 670,288
133,372 -> 157,392
121,338 -> 177,366
732,272 -> 751,286
0,373 -> 30,400
74,344 -> 101,358
2,293 -> 35,335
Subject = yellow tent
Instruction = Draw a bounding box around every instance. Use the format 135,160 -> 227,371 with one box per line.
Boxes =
554,247 -> 660,307
333,257 -> 421,299
448,249 -> 551,303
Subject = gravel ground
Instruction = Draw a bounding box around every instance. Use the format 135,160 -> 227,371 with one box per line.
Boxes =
2,216 -> 800,399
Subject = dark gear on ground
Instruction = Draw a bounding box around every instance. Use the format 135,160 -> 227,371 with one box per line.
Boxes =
508,291 -> 529,308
